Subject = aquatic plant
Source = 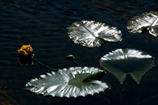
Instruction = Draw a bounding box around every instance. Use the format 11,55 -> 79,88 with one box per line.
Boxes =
67,20 -> 122,47
99,48 -> 155,84
25,67 -> 109,98
66,54 -> 75,59
18,45 -> 33,56
19,11 -> 158,101
17,45 -> 34,65
127,11 -> 158,36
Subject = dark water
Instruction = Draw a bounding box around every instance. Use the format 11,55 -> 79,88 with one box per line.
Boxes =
1,0 -> 158,105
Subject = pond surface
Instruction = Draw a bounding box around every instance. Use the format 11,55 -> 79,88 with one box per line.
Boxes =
1,0 -> 158,105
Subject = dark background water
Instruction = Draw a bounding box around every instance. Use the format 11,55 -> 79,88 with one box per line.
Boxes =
1,0 -> 158,105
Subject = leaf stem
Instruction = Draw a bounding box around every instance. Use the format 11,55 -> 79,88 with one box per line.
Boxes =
72,59 -> 82,67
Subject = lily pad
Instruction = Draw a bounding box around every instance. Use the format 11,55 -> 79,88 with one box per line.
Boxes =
127,11 -> 158,36
25,67 -> 109,98
99,49 -> 155,84
66,54 -> 75,59
67,20 -> 122,47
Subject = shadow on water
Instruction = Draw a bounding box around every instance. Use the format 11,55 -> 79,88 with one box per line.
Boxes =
1,0 -> 158,105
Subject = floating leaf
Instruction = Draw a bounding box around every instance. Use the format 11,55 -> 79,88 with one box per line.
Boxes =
25,67 -> 109,98
127,11 -> 158,36
66,54 -> 75,59
67,20 -> 122,47
99,49 -> 155,84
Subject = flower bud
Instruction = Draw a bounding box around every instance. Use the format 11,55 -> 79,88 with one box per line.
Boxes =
18,45 -> 33,56
18,45 -> 34,65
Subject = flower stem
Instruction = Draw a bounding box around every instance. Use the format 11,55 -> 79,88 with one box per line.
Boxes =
34,59 -> 57,71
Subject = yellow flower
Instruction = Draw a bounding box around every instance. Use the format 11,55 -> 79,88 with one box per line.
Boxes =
18,45 -> 33,56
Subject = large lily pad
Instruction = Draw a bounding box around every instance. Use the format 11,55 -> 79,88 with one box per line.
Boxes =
127,11 -> 158,36
25,67 -> 109,98
99,49 -> 155,84
67,20 -> 122,47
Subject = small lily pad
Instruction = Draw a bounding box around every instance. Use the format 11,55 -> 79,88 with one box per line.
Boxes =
127,11 -> 158,36
67,20 -> 122,47
66,55 -> 75,59
25,67 -> 109,98
99,49 -> 155,84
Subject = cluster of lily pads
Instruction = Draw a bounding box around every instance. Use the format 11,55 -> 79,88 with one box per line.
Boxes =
20,11 -> 158,98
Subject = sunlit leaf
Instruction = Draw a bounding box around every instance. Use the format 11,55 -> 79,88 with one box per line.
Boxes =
127,11 -> 158,36
25,67 -> 109,98
99,49 -> 155,84
67,20 -> 122,47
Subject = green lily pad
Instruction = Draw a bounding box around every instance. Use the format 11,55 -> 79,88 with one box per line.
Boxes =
127,11 -> 158,36
99,49 -> 155,84
66,54 -> 75,59
67,20 -> 122,47
25,67 -> 109,97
